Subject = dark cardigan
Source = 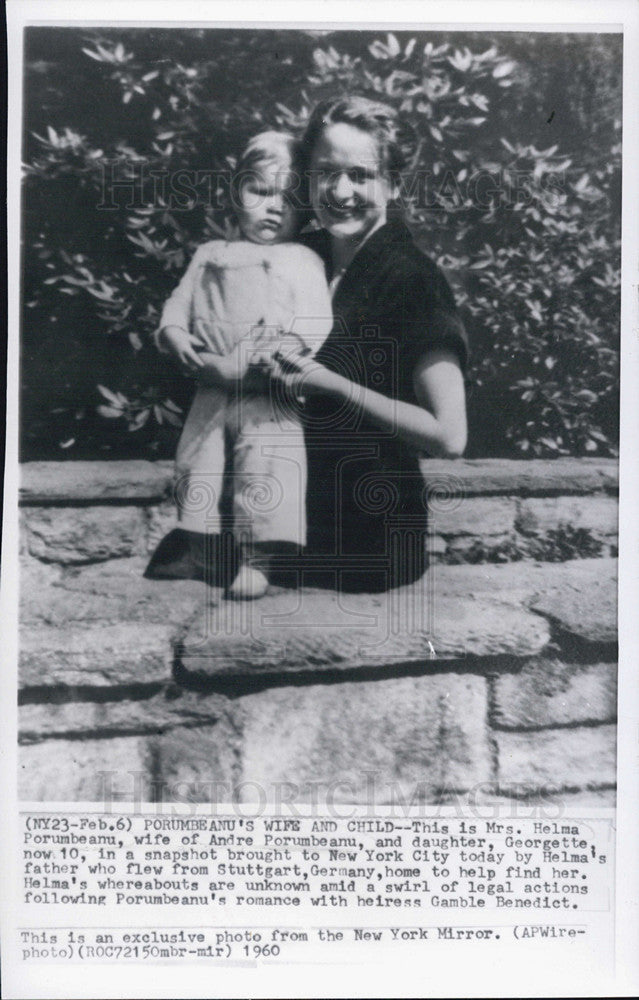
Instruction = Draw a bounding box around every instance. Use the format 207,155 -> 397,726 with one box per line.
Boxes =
300,218 -> 468,591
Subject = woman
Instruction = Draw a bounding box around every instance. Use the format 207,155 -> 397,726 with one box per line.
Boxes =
268,96 -> 468,592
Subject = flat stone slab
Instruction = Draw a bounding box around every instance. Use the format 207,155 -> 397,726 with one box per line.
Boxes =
180,581 -> 551,679
432,558 -> 617,647
23,557 -> 208,627
20,623 -> 175,689
420,458 -> 617,497
19,459 -> 617,506
20,460 -> 173,504
180,558 -> 617,681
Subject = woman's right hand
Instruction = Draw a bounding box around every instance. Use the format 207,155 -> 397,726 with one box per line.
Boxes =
157,325 -> 204,373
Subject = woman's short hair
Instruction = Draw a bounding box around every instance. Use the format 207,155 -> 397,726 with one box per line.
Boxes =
301,96 -> 407,183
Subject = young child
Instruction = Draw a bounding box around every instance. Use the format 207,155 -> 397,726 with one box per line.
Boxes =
147,132 -> 332,599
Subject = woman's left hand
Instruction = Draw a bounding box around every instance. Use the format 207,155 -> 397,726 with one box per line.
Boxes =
266,349 -> 341,398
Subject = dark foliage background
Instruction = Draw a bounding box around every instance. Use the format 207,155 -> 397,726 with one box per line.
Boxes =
21,27 -> 622,460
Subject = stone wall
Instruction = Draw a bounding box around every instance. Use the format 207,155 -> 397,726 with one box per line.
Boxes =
18,458 -> 618,805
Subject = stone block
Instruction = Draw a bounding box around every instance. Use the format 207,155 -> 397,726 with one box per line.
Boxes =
496,725 -> 616,792
450,787 -> 616,808
236,673 -> 491,802
19,688 -> 230,742
432,497 -> 516,537
25,506 -> 146,564
19,623 -> 174,689
151,719 -> 241,801
516,496 -> 618,537
19,736 -> 151,801
146,500 -> 178,553
19,554 -> 64,594
20,460 -> 173,503
527,560 -> 617,648
444,534 -> 514,559
427,533 -> 448,557
180,580 -> 551,681
493,659 -> 617,729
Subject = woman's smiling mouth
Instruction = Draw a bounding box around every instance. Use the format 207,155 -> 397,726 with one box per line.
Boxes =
323,203 -> 364,218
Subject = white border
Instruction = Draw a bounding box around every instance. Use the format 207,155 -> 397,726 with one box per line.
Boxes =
3,2 -> 639,998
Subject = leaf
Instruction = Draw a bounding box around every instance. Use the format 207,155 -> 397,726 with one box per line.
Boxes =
470,94 -> 489,112
386,33 -> 401,58
539,436 -> 560,451
493,60 -> 517,78
162,398 -> 182,413
368,40 -> 389,60
404,38 -> 416,59
129,409 -> 150,430
160,407 -> 182,427
448,49 -> 472,71
82,47 -> 104,62
97,384 -> 123,406
97,404 -> 123,419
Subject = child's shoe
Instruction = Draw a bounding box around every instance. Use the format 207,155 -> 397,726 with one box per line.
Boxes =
226,564 -> 269,600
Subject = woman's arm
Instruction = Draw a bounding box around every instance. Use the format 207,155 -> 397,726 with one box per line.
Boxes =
196,349 -> 270,394
269,347 -> 467,458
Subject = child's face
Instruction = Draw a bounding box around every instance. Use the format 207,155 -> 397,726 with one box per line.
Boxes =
309,122 -> 397,243
236,162 -> 299,245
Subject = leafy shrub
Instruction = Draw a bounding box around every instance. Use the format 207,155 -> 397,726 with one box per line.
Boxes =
21,28 -> 621,459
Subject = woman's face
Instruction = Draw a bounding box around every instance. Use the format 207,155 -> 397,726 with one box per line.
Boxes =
309,123 -> 397,243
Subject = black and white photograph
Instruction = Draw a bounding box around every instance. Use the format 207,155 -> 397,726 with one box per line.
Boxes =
2,1 -> 638,997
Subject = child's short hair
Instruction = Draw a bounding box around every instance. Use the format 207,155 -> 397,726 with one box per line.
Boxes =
236,130 -> 299,175
232,131 -> 309,219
